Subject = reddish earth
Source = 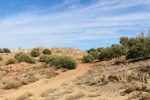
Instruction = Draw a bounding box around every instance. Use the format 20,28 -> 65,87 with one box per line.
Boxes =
1,62 -> 92,99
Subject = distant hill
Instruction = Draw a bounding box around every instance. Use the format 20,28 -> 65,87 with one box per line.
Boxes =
11,46 -> 87,60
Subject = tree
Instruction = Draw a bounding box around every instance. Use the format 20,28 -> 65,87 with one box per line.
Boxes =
98,44 -> 127,61
126,32 -> 150,59
97,47 -> 104,53
120,37 -> 129,48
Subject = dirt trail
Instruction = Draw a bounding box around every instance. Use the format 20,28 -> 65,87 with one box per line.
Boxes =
1,63 -> 92,100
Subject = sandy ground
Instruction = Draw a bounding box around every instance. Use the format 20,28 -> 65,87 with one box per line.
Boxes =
0,63 -> 92,100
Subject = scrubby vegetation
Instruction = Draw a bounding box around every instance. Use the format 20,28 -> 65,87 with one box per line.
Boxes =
82,55 -> 95,63
3,81 -> 22,90
14,52 -> 24,59
82,48 -> 99,63
0,48 -> 4,53
46,55 -> 77,69
0,48 -> 11,53
83,28 -> 150,62
17,54 -> 36,64
6,58 -> 18,65
30,48 -> 41,57
3,48 -> 11,53
43,48 -> 52,55
99,44 -> 127,61
39,54 -> 49,62
124,33 -> 150,59
0,56 -> 3,61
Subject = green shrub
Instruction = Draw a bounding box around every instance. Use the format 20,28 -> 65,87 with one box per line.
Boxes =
124,32 -> 150,59
82,55 -> 95,63
98,47 -> 113,61
30,49 -> 41,57
120,37 -> 129,48
0,56 -> 3,61
97,47 -> 104,53
57,55 -> 77,69
3,48 -> 11,53
39,55 -> 49,62
98,44 -> 127,61
17,54 -> 36,64
46,55 -> 77,69
6,58 -> 17,65
87,48 -> 97,53
14,52 -> 24,59
43,48 -> 52,55
89,51 -> 99,59
46,55 -> 59,65
0,48 -> 4,53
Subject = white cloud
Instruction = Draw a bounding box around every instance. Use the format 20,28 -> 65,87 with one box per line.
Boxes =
0,0 -> 150,49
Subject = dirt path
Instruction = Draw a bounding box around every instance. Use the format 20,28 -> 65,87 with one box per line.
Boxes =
1,63 -> 92,100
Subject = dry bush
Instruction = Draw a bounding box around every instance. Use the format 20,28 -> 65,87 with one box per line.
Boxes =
16,92 -> 33,100
21,78 -> 29,85
65,91 -> 85,100
6,58 -> 18,65
46,71 -> 59,79
0,56 -> 3,61
3,81 -> 22,89
27,76 -> 38,83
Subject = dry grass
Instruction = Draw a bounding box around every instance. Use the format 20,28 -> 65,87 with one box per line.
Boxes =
3,81 -> 22,90
65,91 -> 85,100
16,92 -> 33,100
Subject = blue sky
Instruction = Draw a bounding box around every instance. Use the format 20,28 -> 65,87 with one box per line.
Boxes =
0,0 -> 150,50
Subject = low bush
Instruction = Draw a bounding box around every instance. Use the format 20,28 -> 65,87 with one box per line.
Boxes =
98,44 -> 127,61
20,76 -> 38,85
57,55 -> 77,69
39,54 -> 49,62
6,58 -> 17,65
82,55 -> 95,63
97,47 -> 104,53
46,55 -> 59,65
17,54 -> 36,64
14,52 -> 24,59
46,55 -> 77,69
16,92 -> 33,100
87,48 -> 97,53
3,81 -> 22,89
89,51 -> 99,59
30,49 -> 41,57
3,48 -> 11,53
0,56 -> 3,61
43,48 -> 52,55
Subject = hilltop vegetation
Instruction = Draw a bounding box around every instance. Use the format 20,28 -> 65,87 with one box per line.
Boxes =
0,48 -> 11,53
83,29 -> 150,62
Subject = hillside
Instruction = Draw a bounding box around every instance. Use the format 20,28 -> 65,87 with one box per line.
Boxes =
1,56 -> 150,100
11,46 -> 87,60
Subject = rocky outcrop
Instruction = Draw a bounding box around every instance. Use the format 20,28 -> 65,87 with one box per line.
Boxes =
76,62 -> 150,86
